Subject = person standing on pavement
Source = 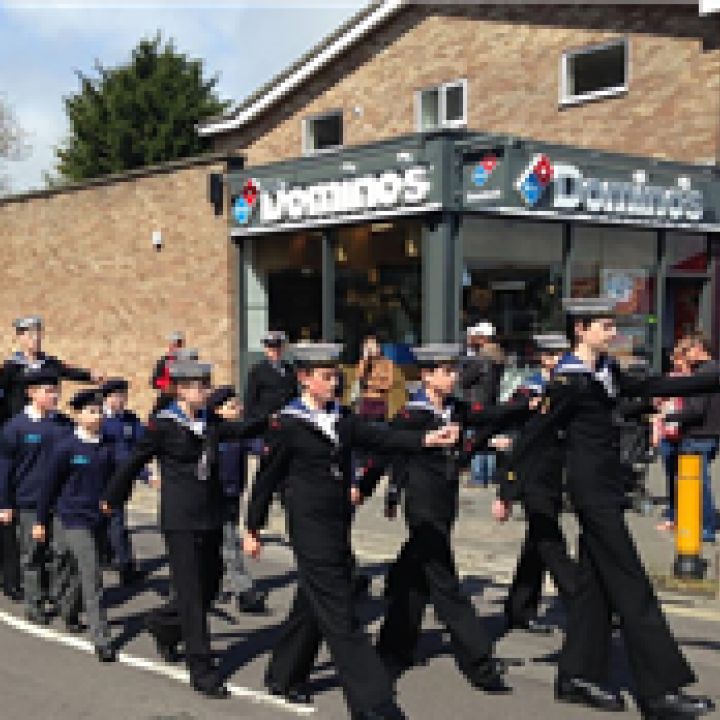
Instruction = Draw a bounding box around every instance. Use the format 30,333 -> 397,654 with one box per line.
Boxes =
493,333 -> 577,635
354,333 -> 398,421
512,297 -> 717,719
375,344 -> 533,695
34,388 -> 116,662
460,322 -> 504,486
150,331 -> 186,418
102,360 -> 268,699
100,378 -> 148,586
664,332 -> 719,544
0,367 -> 73,621
207,385 -> 267,615
243,342 -> 460,720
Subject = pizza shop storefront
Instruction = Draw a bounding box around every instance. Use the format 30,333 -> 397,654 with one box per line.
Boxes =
228,132 -> 720,385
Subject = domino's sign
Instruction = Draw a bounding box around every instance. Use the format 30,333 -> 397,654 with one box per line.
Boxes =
516,154 -> 704,222
234,166 -> 432,227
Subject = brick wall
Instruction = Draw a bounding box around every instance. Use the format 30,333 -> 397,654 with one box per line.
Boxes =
0,162 -> 234,418
213,3 -> 720,168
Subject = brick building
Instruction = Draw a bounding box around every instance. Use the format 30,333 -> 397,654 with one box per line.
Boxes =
1,1 -> 719,410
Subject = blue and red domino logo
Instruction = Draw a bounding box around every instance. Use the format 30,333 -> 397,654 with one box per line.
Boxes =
232,179 -> 259,225
471,154 -> 498,187
515,154 -> 554,206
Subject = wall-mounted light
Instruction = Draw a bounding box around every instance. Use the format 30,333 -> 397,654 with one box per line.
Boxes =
152,229 -> 163,252
405,237 -> 419,257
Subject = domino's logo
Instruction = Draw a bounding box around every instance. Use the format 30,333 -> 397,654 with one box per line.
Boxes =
232,179 -> 259,225
471,154 -> 498,188
515,154 -> 554,206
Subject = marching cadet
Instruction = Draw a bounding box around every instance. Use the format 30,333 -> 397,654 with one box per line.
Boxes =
33,388 -> 116,662
243,330 -> 297,422
243,342 -> 460,720
494,333 -> 577,635
207,385 -> 267,614
1,316 -> 101,598
374,344 -> 533,694
101,360 -> 267,699
0,367 -> 73,622
513,298 -> 717,719
100,378 -> 147,586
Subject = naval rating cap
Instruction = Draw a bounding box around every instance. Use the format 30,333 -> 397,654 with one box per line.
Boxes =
291,342 -> 343,368
562,296 -> 618,318
261,330 -> 287,347
169,360 -> 212,381
70,388 -> 105,410
412,343 -> 462,367
101,378 -> 129,396
532,333 -> 570,351
174,347 -> 199,362
13,315 -> 43,332
23,367 -> 60,388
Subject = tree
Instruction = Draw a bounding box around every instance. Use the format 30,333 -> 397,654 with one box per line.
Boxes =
0,95 -> 30,195
55,33 -> 229,182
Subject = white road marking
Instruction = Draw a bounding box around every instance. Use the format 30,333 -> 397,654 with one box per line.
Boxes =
0,608 -> 315,716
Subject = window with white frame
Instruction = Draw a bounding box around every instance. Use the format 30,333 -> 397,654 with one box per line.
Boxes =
561,39 -> 628,106
303,111 -> 343,154
416,79 -> 467,131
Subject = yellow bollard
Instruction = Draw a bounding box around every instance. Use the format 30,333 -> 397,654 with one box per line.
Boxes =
674,453 -> 705,580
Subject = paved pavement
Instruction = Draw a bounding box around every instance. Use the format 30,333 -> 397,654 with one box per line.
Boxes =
0,461 -> 717,719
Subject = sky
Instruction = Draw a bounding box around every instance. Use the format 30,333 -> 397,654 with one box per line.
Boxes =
0,0 -> 365,194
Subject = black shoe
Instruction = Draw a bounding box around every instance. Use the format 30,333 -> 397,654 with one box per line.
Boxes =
5,588 -> 23,603
555,676 -> 626,712
64,617 -> 86,634
154,637 -> 179,663
641,691 -> 716,719
25,609 -> 49,626
265,679 -> 312,706
95,645 -> 117,663
352,572 -> 372,597
191,677 -> 229,699
119,565 -> 145,587
351,701 -> 407,720
471,668 -> 512,694
236,588 -> 268,614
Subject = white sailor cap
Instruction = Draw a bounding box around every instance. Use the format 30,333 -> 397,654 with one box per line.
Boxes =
562,297 -> 618,318
13,315 -> 43,332
169,360 -> 212,381
466,321 -> 495,338
174,347 -> 199,361
412,343 -> 462,367
291,342 -> 343,367
532,333 -> 570,352
167,330 -> 185,343
261,330 -> 287,346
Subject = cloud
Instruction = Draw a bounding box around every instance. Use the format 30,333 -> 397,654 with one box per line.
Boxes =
0,0 -> 363,192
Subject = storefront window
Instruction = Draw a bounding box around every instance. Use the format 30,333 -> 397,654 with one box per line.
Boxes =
333,221 -> 422,363
666,231 -> 708,273
461,217 -> 564,365
570,226 -> 657,362
245,233 -> 323,350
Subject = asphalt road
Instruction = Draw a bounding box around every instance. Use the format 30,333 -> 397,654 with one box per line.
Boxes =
0,504 -> 718,720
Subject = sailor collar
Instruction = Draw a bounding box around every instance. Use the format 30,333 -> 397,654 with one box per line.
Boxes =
521,371 -> 547,396
10,351 -> 46,371
156,402 -> 207,436
554,351 -> 617,397
405,389 -> 454,422
280,398 -> 341,444
75,426 -> 101,444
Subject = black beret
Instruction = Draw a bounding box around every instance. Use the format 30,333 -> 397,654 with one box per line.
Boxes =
101,378 -> 129,396
23,367 -> 60,388
69,388 -> 104,410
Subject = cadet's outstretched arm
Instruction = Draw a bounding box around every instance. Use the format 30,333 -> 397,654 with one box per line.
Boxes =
344,414 -> 426,454
217,415 -> 269,441
620,371 -> 720,399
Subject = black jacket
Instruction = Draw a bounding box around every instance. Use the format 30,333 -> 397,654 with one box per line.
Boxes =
665,361 -> 720,440
513,356 -> 719,510
1,353 -> 92,424
246,405 -> 427,562
103,409 -> 266,532
382,396 -> 531,526
244,358 -> 297,420
459,353 -> 503,406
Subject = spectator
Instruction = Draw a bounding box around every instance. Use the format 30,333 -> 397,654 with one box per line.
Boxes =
150,331 -> 185,418
652,339 -> 691,532
665,333 -> 719,544
354,333 -> 398,421
460,322 -> 504,486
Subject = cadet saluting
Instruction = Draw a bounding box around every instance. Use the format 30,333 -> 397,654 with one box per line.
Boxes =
494,333 -> 578,635
101,360 -> 267,699
243,342 -> 459,720
374,344 -> 533,694
513,298 -> 717,719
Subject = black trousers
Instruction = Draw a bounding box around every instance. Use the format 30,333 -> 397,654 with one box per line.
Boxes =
146,530 -> 222,672
2,521 -> 21,595
377,520 -> 494,683
504,503 -> 577,626
267,543 -> 394,714
559,506 -> 695,700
